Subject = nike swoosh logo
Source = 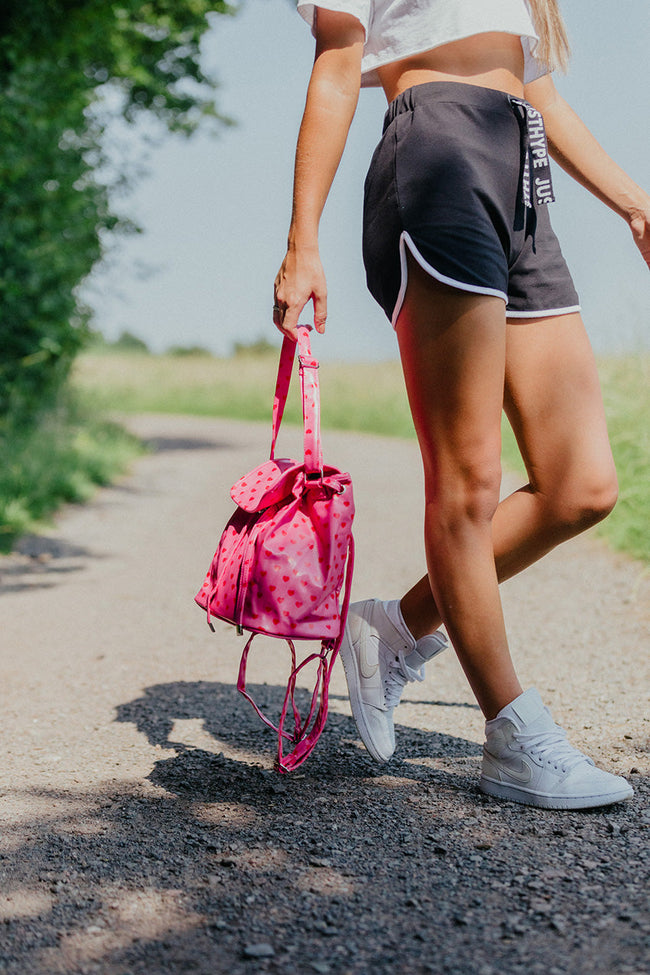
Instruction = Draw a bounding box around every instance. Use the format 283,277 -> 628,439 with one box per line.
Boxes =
494,758 -> 532,784
358,633 -> 379,679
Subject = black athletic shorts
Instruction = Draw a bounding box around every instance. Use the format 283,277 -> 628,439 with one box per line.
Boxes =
362,81 -> 580,325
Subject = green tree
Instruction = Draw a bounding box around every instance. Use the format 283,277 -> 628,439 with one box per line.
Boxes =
0,0 -> 233,427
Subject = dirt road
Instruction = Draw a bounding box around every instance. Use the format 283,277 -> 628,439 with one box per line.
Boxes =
1,414 -> 648,975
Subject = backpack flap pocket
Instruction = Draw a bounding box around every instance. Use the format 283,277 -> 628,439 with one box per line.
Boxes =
231,458 -> 301,512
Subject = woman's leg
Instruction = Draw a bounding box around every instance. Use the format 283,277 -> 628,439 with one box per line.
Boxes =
345,259 -> 632,804
401,309 -> 618,643
395,257 -> 521,719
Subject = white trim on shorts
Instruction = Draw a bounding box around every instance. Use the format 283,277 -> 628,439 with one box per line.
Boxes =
392,232 -> 507,328
392,231 -> 581,328
506,305 -> 582,319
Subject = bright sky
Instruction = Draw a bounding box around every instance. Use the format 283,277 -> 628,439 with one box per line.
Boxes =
85,0 -> 650,361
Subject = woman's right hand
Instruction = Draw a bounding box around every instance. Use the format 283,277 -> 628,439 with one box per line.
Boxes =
273,244 -> 328,341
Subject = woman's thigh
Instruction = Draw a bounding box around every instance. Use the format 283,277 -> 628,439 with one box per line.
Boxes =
395,256 -> 507,502
504,312 -> 617,504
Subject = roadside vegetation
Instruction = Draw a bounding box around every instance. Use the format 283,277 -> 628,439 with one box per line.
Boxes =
594,355 -> 650,563
70,343 -> 650,565
0,389 -> 144,553
0,2 -> 232,551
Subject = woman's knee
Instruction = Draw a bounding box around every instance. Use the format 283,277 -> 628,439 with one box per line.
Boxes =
544,464 -> 618,532
425,451 -> 503,531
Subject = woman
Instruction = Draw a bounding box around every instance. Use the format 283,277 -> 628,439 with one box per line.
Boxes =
273,0 -> 649,808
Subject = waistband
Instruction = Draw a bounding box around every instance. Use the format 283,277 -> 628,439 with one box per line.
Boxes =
383,80 -> 519,132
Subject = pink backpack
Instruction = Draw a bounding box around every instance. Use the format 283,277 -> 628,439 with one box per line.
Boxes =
195,326 -> 355,771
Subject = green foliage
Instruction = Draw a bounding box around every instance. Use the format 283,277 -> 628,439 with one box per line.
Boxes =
111,330 -> 151,353
0,389 -> 144,552
596,355 -> 650,563
0,0 -> 233,429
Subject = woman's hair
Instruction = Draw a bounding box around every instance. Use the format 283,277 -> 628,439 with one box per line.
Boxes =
528,0 -> 571,72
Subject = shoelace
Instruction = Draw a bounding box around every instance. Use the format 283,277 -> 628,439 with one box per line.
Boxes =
514,722 -> 593,774
383,650 -> 424,709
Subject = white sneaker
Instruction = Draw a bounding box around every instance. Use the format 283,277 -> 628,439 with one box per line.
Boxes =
480,688 -> 634,809
339,599 -> 447,762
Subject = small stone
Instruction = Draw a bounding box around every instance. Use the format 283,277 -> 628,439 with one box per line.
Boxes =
529,899 -> 552,914
550,915 -> 567,934
243,943 -> 275,959
526,879 -> 544,891
310,963 -> 331,974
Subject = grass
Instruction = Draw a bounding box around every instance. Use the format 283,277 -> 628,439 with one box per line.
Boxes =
68,349 -> 650,565
595,355 -> 650,563
72,350 -> 418,438
0,390 -> 145,553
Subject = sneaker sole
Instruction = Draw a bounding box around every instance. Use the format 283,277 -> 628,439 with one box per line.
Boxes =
479,775 -> 634,810
339,606 -> 393,764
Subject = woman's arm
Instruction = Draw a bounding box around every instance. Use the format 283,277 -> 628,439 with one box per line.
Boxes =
525,74 -> 650,269
274,10 -> 364,340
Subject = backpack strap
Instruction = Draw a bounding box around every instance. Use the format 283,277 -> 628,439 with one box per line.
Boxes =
236,533 -> 355,772
270,325 -> 322,475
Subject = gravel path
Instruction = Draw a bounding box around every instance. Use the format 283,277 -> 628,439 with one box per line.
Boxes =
1,414 -> 648,975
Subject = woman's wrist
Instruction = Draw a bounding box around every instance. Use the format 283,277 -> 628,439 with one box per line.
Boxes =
287,229 -> 320,253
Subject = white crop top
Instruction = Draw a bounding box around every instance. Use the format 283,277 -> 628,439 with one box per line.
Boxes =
297,0 -> 549,87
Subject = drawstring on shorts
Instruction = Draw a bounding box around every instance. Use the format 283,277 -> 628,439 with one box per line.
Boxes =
509,96 -> 555,249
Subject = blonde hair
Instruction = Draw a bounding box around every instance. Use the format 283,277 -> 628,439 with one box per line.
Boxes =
527,0 -> 571,72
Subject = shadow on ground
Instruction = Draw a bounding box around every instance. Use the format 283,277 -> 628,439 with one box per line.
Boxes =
2,680 -> 648,975
0,537 -> 97,595
137,436 -> 236,454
